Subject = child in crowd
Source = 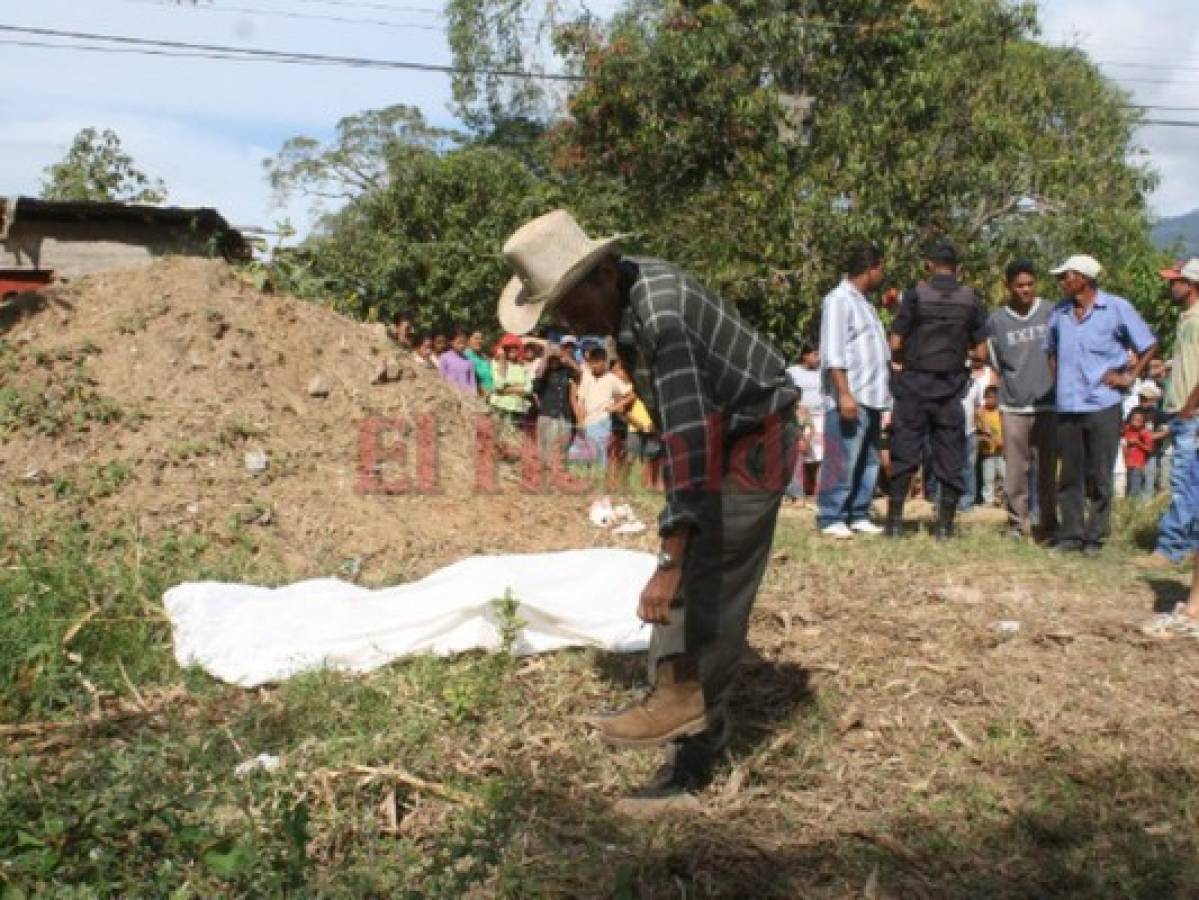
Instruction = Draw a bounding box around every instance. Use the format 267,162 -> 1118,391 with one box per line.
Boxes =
1122,408 -> 1155,500
624,391 -> 663,490
465,331 -> 494,398
437,328 -> 477,395
489,333 -> 532,426
977,385 -> 1005,506
388,310 -> 414,349
607,359 -> 638,488
786,404 -> 814,504
414,334 -> 437,368
532,344 -> 578,467
573,347 -> 628,472
431,333 -> 448,360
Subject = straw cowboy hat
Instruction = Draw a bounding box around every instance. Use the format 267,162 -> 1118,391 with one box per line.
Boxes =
497,210 -> 624,335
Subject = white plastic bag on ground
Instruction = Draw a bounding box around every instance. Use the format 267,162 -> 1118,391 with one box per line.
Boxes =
164,549 -> 654,687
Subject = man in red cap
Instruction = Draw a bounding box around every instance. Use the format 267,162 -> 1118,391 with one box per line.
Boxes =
1141,259 -> 1199,568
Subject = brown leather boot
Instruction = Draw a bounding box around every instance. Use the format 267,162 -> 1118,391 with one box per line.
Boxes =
591,659 -> 707,748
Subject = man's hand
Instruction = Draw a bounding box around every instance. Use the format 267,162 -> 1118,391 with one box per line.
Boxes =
1102,370 -> 1134,389
1180,402 -> 1197,421
838,393 -> 859,424
638,567 -> 683,625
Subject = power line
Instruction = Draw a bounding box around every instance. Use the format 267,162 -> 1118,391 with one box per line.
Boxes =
1099,59 -> 1199,74
1139,119 -> 1199,129
1112,76 -> 1199,86
5,20 -> 1198,99
0,23 -> 585,79
0,36 -> 347,66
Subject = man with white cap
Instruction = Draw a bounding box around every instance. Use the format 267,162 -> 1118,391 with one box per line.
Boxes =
1046,253 -> 1157,555
1141,259 -> 1199,568
498,210 -> 800,799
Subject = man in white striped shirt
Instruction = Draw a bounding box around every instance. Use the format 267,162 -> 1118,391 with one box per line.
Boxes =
816,244 -> 892,538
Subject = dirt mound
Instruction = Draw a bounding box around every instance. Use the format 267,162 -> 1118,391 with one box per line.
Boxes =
1,259 -> 626,577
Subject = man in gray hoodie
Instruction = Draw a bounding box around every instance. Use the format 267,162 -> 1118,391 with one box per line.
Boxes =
986,259 -> 1058,539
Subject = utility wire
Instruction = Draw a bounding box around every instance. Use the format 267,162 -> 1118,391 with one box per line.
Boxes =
1098,60 -> 1199,73
0,23 -> 585,79
6,22 -> 1199,97
0,36 -> 347,65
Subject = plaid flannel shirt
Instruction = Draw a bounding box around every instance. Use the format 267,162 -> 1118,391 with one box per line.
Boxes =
615,258 -> 799,535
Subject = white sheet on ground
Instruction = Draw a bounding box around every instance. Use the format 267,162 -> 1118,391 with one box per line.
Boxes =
164,549 -> 655,687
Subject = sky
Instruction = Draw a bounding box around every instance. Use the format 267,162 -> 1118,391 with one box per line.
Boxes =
0,0 -> 1196,241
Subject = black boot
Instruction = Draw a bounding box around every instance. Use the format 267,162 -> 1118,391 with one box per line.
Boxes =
935,492 -> 959,541
883,497 -> 905,538
627,737 -> 715,800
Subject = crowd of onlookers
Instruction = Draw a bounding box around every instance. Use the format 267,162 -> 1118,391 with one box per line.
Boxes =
388,315 -> 662,488
387,247 -> 1199,632
387,247 -> 1196,544
787,347 -> 1178,510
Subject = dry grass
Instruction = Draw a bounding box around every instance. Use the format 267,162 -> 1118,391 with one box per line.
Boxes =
2,260 -> 1197,896
4,504 -> 1198,897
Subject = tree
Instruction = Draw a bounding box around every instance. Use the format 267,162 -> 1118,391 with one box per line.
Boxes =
283,0 -> 1170,352
445,0 -> 598,135
275,143 -> 564,330
264,105 -> 459,206
549,0 -> 1166,351
41,128 -> 167,204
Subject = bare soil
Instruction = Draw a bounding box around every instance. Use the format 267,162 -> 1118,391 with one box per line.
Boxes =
1,259 -> 642,577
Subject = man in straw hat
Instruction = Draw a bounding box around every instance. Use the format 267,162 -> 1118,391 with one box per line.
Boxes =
1046,253 -> 1157,556
499,210 -> 800,799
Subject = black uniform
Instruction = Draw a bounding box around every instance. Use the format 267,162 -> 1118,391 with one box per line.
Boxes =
888,274 -> 988,502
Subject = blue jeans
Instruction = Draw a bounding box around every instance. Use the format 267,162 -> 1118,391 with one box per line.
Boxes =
1127,467 -> 1151,500
981,455 -> 1005,504
1155,416 -> 1199,561
583,421 -> 611,471
816,406 -> 882,527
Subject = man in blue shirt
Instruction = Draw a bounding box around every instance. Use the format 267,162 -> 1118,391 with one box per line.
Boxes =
1046,254 -> 1157,555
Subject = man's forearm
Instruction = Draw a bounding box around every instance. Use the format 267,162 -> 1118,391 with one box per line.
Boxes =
660,529 -> 689,563
1131,345 -> 1159,379
829,368 -> 851,399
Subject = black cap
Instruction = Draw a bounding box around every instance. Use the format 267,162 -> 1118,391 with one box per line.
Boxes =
926,239 -> 959,266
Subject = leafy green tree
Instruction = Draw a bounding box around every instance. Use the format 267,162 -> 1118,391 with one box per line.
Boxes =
276,144 -> 562,330
287,0 -> 1172,352
264,105 -> 458,205
41,128 -> 167,204
549,0 -> 1166,351
445,0 -> 586,134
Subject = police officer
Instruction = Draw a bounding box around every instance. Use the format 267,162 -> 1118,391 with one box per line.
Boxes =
885,240 -> 988,539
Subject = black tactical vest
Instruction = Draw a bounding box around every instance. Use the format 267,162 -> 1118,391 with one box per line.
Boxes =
902,279 -> 978,373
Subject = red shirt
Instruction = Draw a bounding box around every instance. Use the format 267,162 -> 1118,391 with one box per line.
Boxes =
1122,426 -> 1153,469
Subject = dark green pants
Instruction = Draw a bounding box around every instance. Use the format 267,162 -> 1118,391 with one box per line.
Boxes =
648,419 -> 797,757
